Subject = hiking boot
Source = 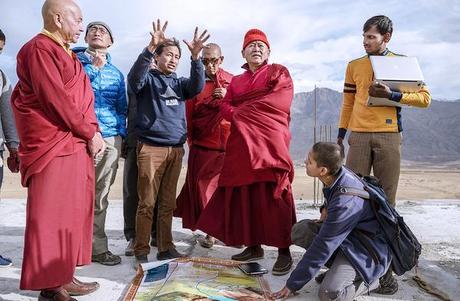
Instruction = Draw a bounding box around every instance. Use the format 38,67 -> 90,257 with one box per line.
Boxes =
125,238 -> 135,256
0,255 -> 12,267
199,235 -> 215,248
157,248 -> 185,260
372,269 -> 398,295
231,246 -> 264,261
272,254 -> 292,276
91,251 -> 121,266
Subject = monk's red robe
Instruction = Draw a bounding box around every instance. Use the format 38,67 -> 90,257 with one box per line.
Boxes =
175,69 -> 233,230
11,34 -> 98,290
197,63 -> 296,248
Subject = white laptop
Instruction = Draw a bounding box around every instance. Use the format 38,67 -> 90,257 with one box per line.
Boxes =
367,56 -> 425,107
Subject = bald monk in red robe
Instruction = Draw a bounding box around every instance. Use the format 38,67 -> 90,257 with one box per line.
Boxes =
11,1 -> 104,300
197,29 -> 296,276
175,43 -> 232,248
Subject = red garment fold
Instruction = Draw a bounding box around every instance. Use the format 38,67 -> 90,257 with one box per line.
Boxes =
11,34 -> 98,187
176,69 -> 233,230
186,69 -> 232,151
174,145 -> 225,230
11,34 -> 98,290
20,149 -> 94,290
199,182 -> 295,248
219,64 -> 294,197
197,63 -> 296,248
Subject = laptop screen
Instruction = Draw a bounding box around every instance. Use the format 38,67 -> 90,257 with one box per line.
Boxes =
370,56 -> 424,82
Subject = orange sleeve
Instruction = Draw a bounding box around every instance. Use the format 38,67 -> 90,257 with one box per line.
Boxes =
338,63 -> 356,130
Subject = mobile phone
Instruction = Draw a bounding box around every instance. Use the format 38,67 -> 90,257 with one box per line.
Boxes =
238,262 -> 268,275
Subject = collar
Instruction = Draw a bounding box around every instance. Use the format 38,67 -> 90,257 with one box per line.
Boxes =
40,29 -> 73,57
151,68 -> 178,79
241,60 -> 269,73
367,48 -> 390,57
322,167 -> 345,200
205,68 -> 222,82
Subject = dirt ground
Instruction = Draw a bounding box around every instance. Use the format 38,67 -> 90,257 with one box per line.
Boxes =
1,160 -> 460,201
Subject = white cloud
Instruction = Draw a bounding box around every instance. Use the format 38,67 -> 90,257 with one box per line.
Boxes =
0,0 -> 458,100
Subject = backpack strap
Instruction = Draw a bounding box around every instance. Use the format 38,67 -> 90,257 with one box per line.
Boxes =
335,185 -> 381,264
336,186 -> 370,200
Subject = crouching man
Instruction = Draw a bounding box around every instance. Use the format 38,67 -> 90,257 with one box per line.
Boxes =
273,142 -> 392,301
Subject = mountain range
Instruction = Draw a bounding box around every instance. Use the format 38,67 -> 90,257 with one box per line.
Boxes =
290,88 -> 460,166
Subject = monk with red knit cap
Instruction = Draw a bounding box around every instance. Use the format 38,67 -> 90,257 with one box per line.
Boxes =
197,29 -> 296,275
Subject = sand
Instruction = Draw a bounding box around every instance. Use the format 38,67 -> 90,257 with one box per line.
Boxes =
1,161 -> 460,201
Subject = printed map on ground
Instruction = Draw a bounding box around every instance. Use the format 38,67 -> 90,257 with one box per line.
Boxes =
124,257 -> 272,301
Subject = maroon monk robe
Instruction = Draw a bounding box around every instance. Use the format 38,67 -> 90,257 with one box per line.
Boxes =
197,63 -> 296,248
11,34 -> 98,290
175,69 -> 232,230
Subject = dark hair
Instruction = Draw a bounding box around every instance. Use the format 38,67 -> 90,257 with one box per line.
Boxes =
0,29 -> 5,42
311,142 -> 343,176
363,15 -> 393,35
154,38 -> 181,58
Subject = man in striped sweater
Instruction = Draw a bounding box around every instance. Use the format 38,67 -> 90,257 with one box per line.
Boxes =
337,15 -> 431,295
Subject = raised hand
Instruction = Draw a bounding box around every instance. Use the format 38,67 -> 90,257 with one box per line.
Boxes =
148,19 -> 169,53
183,27 -> 210,60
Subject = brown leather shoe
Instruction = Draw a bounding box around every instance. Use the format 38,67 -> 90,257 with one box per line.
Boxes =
38,288 -> 76,301
63,277 -> 99,296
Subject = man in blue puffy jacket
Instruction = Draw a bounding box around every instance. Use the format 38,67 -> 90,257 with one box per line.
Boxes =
74,21 -> 127,266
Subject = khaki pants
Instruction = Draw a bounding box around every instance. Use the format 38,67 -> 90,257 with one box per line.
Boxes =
93,135 -> 122,255
134,143 -> 184,255
346,132 -> 401,207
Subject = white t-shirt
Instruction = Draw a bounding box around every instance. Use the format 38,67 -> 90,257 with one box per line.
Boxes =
0,69 -> 11,96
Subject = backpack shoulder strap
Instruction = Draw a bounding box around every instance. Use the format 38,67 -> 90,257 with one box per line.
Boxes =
336,186 -> 370,200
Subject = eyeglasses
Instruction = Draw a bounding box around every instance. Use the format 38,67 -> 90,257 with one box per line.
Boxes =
201,57 -> 222,66
88,26 -> 108,35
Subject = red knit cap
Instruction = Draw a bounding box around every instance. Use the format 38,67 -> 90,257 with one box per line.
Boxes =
242,28 -> 270,50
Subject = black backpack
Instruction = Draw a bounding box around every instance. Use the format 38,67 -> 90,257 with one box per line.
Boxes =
338,171 -> 422,276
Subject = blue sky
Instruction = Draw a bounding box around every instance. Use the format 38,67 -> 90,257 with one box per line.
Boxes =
1,0 -> 459,100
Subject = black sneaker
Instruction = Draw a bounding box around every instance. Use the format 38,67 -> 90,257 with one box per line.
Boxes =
272,254 -> 292,276
372,270 -> 398,295
91,251 -> 121,266
156,248 -> 185,260
315,271 -> 327,283
231,246 -> 264,261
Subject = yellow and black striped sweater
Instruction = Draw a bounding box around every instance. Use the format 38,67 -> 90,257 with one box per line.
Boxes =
338,50 -> 431,138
